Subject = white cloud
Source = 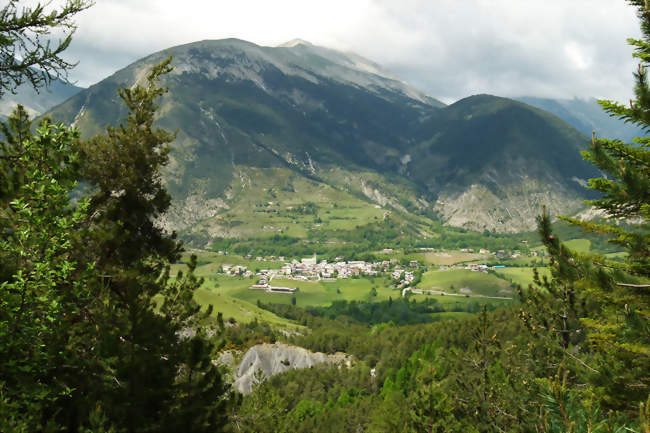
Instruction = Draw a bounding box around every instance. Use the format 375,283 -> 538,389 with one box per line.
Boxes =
43,0 -> 642,102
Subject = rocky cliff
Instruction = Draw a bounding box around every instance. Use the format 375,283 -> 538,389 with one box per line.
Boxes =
223,343 -> 351,394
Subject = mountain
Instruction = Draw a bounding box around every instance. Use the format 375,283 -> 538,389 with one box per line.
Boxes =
514,96 -> 646,143
407,94 -> 597,232
0,77 -> 83,121
44,39 -> 596,239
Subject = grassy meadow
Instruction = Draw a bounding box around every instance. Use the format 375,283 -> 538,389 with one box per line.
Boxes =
174,250 -> 540,327
173,235 -> 620,327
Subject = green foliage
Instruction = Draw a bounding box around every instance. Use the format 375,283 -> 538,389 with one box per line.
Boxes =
0,113 -> 89,432
0,60 -> 232,431
519,1 -> 650,425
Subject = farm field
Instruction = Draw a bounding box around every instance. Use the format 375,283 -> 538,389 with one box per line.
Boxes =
205,274 -> 399,308
173,250 -> 530,325
563,238 -> 592,253
418,269 -> 514,297
494,267 -> 552,288
419,251 -> 489,266
193,287 -> 301,329
174,251 -> 286,272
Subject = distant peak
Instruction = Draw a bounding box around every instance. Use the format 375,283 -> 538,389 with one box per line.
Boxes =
277,38 -> 313,48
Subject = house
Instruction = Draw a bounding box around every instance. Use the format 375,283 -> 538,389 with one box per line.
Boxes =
301,253 -> 317,266
268,286 -> 297,293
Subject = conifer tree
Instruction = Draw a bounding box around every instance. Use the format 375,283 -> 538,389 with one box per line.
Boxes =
0,0 -> 93,96
0,59 -> 232,431
523,0 -> 650,420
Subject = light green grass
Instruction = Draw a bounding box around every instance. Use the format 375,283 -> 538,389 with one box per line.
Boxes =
605,251 -> 628,260
194,288 -> 301,328
418,251 -> 489,266
564,238 -> 591,253
493,267 -> 551,288
171,251 -> 286,276
210,275 -> 399,308
418,269 -> 514,297
500,255 -> 547,266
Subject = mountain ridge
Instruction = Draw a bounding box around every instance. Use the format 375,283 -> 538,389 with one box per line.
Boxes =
43,38 -> 597,238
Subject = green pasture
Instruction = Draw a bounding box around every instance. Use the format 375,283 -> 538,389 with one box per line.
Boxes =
604,251 -> 628,261
175,249 -> 529,326
563,238 -> 592,253
493,267 -> 551,288
419,251 -> 489,266
193,288 -> 301,328
418,269 -> 514,297
206,274 -> 399,308
172,251 -> 286,275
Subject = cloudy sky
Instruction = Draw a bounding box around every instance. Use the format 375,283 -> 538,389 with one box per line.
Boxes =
53,0 -> 642,104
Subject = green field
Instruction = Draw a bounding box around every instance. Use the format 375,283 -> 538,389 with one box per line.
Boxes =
605,251 -> 628,261
418,251 -> 489,266
418,269 -> 514,297
171,252 -> 299,327
563,238 -> 592,253
493,267 -> 551,288
193,287 -> 302,328
205,274 -> 398,308
177,250 -> 286,270
175,250 -> 524,325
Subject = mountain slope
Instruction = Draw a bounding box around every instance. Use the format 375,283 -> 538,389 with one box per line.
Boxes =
0,77 -> 82,121
515,96 -> 645,143
407,95 -> 597,232
45,39 -> 443,240
44,39 -> 596,237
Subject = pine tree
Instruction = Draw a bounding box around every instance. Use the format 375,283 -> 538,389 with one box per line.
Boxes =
0,59 -> 233,431
525,0 -> 650,419
0,0 -> 93,96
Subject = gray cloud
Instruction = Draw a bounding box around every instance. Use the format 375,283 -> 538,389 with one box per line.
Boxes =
50,0 -> 642,103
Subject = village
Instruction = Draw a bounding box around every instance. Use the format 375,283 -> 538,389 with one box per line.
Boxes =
215,246 -> 539,294
219,253 -> 417,294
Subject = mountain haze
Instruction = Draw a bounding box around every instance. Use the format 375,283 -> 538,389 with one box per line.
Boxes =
515,96 -> 646,143
44,39 -> 597,238
0,77 -> 82,121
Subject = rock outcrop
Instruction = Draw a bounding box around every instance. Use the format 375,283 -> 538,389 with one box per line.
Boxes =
230,343 -> 350,394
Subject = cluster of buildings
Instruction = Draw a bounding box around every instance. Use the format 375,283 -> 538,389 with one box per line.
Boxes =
437,263 -> 507,273
260,253 -> 385,282
391,268 -> 415,288
221,264 -> 253,278
459,247 -> 541,259
217,253 -> 421,293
